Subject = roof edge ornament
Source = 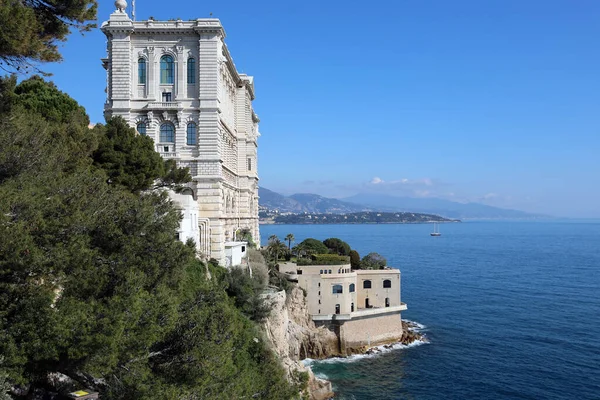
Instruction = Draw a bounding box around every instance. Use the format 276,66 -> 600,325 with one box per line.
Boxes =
115,0 -> 127,13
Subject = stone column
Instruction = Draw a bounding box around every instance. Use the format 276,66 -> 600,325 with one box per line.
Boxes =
147,46 -> 155,100
176,45 -> 184,98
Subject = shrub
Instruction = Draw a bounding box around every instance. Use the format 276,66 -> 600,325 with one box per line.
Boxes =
298,238 -> 329,254
323,238 -> 351,256
248,249 -> 269,287
349,250 -> 361,269
297,254 -> 350,266
361,252 -> 387,269
223,267 -> 271,322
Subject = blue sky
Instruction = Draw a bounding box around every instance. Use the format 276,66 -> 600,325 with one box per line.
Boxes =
41,0 -> 600,217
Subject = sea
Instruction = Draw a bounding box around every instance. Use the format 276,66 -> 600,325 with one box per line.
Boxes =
260,221 -> 600,399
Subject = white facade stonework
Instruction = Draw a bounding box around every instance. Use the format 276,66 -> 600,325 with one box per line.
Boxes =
101,7 -> 260,263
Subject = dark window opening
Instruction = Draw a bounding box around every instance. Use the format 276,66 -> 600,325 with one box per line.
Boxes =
160,123 -> 174,143
363,280 -> 372,289
351,302 -> 354,312
335,304 -> 340,315
385,297 -> 390,307
187,57 -> 196,84
138,58 -> 146,84
137,122 -> 146,136
160,55 -> 174,84
332,284 -> 343,294
383,279 -> 392,288
186,123 -> 197,145
349,283 -> 355,293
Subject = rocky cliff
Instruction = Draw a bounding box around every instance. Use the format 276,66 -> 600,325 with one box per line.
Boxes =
262,287 -> 338,400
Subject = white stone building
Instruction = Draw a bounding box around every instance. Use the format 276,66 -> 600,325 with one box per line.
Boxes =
101,2 -> 260,263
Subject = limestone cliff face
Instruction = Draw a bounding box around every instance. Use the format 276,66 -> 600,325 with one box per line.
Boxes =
262,287 -> 338,400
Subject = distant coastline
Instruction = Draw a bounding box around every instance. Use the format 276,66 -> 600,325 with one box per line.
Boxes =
260,211 -> 459,225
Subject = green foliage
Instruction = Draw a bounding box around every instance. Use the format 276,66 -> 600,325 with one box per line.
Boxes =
0,0 -> 97,73
297,254 -> 350,266
222,267 -> 271,322
0,76 -> 294,398
349,249 -> 361,269
0,357 -> 10,400
323,237 -> 351,256
13,76 -> 88,124
285,233 -> 295,250
297,238 -> 329,255
92,117 -> 191,193
361,252 -> 387,270
236,227 -> 256,248
291,369 -> 310,398
269,271 -> 293,294
0,76 -> 97,184
266,237 -> 289,263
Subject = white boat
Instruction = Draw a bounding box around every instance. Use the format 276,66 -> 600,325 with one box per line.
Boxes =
430,222 -> 441,236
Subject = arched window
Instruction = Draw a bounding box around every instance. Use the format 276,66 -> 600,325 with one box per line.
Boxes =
332,284 -> 343,294
351,302 -> 354,312
160,55 -> 174,84
160,123 -> 174,142
385,298 -> 390,307
349,283 -> 355,293
137,122 -> 146,136
138,58 -> 146,84
335,304 -> 340,314
186,123 -> 197,145
383,279 -> 392,288
320,270 -> 323,274
363,280 -> 372,289
187,57 -> 196,84
328,269 -> 332,274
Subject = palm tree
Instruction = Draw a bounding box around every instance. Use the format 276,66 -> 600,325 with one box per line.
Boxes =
285,233 -> 295,251
267,238 -> 287,262
268,235 -> 279,245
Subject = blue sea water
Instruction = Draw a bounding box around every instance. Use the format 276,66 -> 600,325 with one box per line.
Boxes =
260,222 -> 600,399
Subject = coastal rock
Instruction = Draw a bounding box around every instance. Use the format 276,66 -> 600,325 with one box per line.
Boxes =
262,286 -> 337,399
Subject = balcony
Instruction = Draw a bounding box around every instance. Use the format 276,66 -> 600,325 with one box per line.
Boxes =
312,303 -> 407,322
146,101 -> 180,110
158,152 -> 179,159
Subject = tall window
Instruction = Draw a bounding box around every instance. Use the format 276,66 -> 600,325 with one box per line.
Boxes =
247,157 -> 252,171
138,58 -> 146,84
186,123 -> 197,145
137,122 -> 146,136
349,283 -> 355,293
363,280 -> 372,289
160,55 -> 174,84
160,123 -> 174,143
383,279 -> 392,288
187,57 -> 196,84
332,284 -> 343,294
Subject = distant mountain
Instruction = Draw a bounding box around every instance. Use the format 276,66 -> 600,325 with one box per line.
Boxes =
259,187 -> 546,219
259,188 -> 370,214
258,188 -> 303,212
342,193 -> 545,220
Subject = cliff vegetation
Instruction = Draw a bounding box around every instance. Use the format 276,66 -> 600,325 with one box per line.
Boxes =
0,76 -> 296,399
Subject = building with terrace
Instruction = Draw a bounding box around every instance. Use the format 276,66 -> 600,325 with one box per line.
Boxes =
280,262 -> 408,353
101,1 -> 260,264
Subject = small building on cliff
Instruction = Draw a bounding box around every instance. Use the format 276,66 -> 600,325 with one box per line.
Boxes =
281,262 -> 407,353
